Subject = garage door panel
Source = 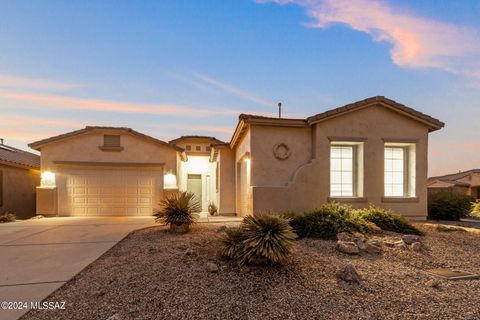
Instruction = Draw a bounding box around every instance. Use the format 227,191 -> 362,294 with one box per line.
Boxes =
63,168 -> 161,216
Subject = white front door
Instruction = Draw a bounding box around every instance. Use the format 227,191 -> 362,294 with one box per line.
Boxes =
186,174 -> 202,212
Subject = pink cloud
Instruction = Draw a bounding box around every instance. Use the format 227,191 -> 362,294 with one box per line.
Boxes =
0,91 -> 239,117
259,0 -> 480,81
0,74 -> 82,91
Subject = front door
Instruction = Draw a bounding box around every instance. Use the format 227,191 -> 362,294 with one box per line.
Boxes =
187,174 -> 202,211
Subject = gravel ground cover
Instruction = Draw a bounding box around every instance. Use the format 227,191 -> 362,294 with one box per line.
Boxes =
22,223 -> 480,320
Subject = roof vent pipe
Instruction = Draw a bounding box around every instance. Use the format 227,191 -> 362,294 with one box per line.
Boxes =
278,102 -> 282,118
0,138 -> 3,145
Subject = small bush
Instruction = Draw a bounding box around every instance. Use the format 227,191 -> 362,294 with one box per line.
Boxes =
356,205 -> 423,235
428,191 -> 474,221
220,214 -> 297,266
0,212 -> 16,223
471,201 -> 480,218
288,202 -> 368,240
154,191 -> 200,228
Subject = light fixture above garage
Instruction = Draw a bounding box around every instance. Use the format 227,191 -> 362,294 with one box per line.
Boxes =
40,171 -> 56,187
164,172 -> 178,190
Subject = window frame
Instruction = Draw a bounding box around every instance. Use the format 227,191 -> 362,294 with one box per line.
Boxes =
103,134 -> 121,147
330,144 -> 357,197
383,143 -> 416,198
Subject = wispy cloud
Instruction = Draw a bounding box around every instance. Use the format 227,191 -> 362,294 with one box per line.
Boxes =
0,74 -> 83,91
0,91 -> 239,117
191,72 -> 275,108
258,0 -> 480,82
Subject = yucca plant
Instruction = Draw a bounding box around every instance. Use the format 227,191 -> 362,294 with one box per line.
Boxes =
154,191 -> 201,233
220,214 -> 297,266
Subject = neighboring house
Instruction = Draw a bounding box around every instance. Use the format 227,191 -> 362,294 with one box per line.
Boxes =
427,169 -> 480,199
30,96 -> 444,220
0,139 -> 40,218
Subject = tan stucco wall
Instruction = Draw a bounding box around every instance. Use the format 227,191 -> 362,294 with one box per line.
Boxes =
217,148 -> 236,214
249,105 -> 430,219
38,129 -> 178,216
40,129 -> 177,173
234,129 -> 252,216
0,165 -> 40,218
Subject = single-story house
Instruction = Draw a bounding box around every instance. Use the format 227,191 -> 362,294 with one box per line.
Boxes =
428,169 -> 480,199
30,96 -> 444,220
0,139 -> 40,218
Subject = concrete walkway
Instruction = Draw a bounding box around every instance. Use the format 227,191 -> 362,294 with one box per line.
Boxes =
0,217 -> 157,320
0,215 -> 241,320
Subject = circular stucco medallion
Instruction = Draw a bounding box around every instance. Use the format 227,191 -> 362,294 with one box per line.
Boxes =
273,143 -> 291,160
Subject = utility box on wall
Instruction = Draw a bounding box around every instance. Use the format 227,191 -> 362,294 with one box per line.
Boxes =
36,187 -> 57,216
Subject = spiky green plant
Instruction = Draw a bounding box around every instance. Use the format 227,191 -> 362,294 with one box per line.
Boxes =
221,214 -> 297,266
154,191 -> 201,228
219,227 -> 247,260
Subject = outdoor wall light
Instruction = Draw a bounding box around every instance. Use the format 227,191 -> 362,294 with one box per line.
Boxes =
41,171 -> 56,187
164,172 -> 178,189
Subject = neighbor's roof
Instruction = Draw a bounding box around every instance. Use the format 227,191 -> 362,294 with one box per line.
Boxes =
0,143 -> 40,170
29,126 -> 184,152
230,96 -> 445,148
428,169 -> 480,185
169,135 -> 225,145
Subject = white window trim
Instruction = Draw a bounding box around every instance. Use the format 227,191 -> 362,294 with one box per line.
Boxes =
384,143 -> 416,198
329,142 -> 364,198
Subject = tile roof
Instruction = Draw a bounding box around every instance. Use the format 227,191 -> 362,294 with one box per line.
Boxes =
168,135 -> 225,145
0,143 -> 40,169
29,126 -> 183,152
428,169 -> 480,184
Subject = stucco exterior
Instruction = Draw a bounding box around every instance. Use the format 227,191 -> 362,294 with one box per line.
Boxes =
30,96 -> 443,220
0,165 -> 40,218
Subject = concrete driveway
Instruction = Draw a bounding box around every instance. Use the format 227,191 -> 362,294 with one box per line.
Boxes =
0,217 -> 156,320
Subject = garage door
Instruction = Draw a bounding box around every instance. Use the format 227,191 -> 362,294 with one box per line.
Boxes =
63,169 -> 162,216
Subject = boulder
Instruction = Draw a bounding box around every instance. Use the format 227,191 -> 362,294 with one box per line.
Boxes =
336,241 -> 360,255
337,232 -> 354,242
337,264 -> 361,284
402,234 -> 420,245
368,239 -> 382,247
436,225 -> 465,232
383,241 -> 396,248
411,242 -> 423,252
365,242 -> 383,254
394,241 -> 409,250
366,222 -> 383,234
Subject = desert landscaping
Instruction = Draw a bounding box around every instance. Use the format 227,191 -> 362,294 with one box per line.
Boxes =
22,222 -> 480,320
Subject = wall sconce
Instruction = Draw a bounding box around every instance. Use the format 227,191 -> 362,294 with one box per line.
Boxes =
41,171 -> 56,187
164,172 -> 178,189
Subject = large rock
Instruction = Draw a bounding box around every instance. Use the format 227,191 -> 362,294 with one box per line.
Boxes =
336,241 -> 360,255
337,264 -> 361,284
366,222 -> 383,234
394,240 -> 409,250
365,241 -> 383,254
411,242 -> 423,252
436,225 -> 466,232
337,232 -> 354,242
402,234 -> 420,245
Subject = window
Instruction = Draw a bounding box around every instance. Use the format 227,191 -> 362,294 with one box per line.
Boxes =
206,146 -> 211,152
195,146 -> 201,151
330,143 -> 364,198
186,145 -> 191,151
384,144 -> 416,197
330,146 -> 354,197
103,135 -> 120,147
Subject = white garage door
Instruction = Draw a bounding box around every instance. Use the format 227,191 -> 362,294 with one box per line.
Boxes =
63,168 -> 162,216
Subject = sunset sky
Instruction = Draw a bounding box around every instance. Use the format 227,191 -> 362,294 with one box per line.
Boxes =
0,0 -> 479,176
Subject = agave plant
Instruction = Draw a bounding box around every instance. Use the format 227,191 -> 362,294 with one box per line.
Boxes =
220,214 -> 297,266
154,191 -> 201,233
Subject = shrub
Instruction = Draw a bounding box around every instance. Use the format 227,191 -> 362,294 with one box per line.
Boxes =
428,191 -> 474,221
0,212 -> 16,223
355,205 -> 423,235
154,191 -> 201,232
471,200 -> 480,218
220,214 -> 297,266
288,202 -> 368,240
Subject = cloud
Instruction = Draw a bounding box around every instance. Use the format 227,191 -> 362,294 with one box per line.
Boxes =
0,74 -> 82,91
258,0 -> 480,82
191,72 -> 275,108
0,91 -> 239,117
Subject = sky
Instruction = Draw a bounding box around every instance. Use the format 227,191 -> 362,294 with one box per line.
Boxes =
0,0 -> 479,176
